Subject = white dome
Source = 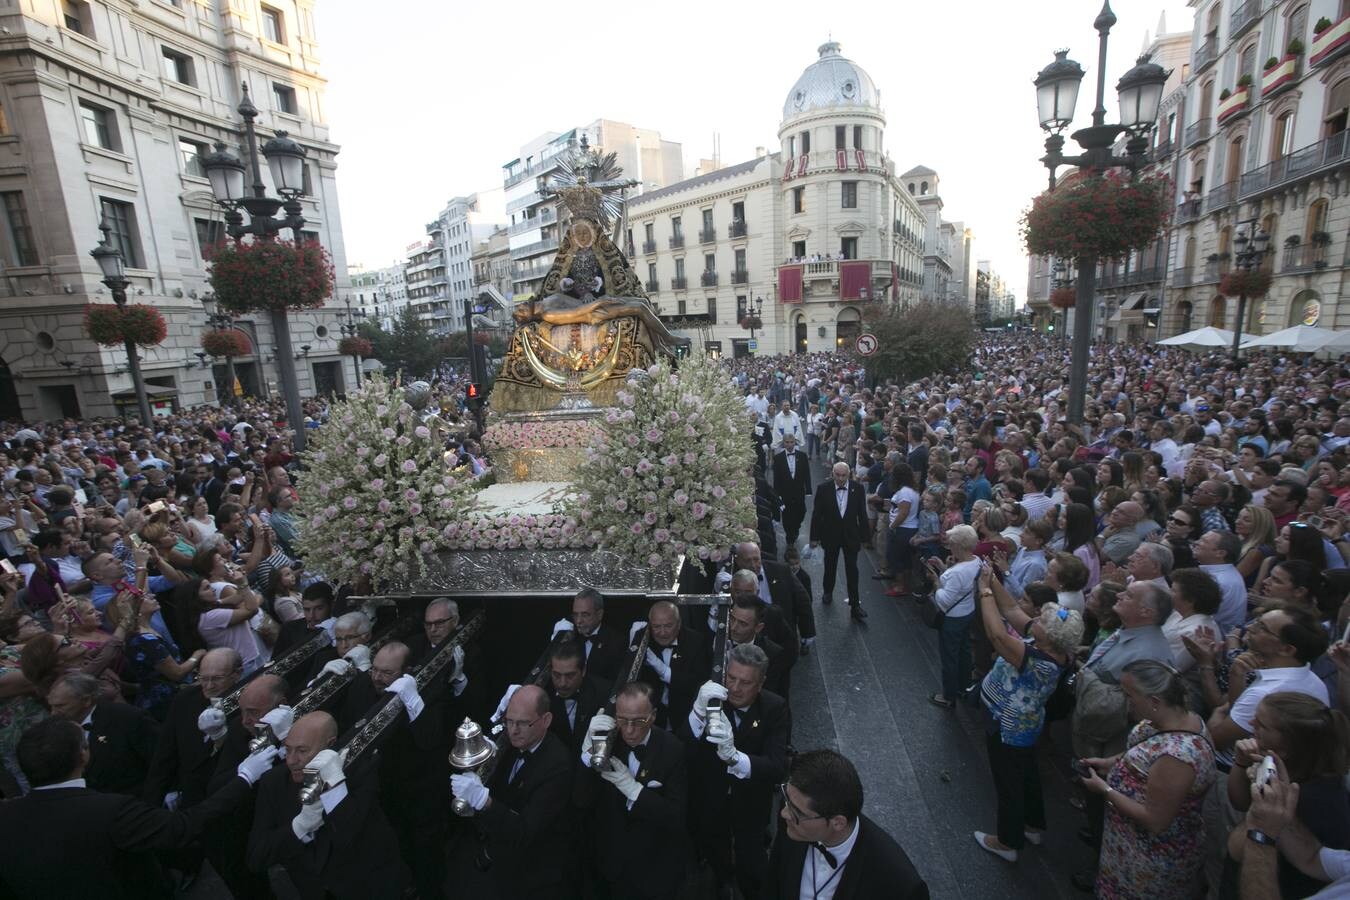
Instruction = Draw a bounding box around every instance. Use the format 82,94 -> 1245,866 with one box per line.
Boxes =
782,41 -> 880,121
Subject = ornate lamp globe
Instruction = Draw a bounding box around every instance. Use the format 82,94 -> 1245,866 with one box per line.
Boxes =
1034,50 -> 1085,132
1116,55 -> 1169,132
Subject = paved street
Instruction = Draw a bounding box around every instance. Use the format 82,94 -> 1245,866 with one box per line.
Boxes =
787,454 -> 1093,899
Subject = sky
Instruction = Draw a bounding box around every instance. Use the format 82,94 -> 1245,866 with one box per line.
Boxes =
316,0 -> 1195,304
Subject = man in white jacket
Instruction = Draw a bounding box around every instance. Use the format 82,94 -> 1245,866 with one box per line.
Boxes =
770,401 -> 804,451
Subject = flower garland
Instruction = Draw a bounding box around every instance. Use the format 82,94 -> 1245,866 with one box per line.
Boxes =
1049,287 -> 1077,310
338,336 -> 373,358
293,373 -> 479,585
206,238 -> 334,314
1022,171 -> 1172,262
84,303 -> 167,347
1219,270 -> 1272,298
481,419 -> 601,451
441,512 -> 591,551
573,353 -> 756,568
200,328 -> 252,357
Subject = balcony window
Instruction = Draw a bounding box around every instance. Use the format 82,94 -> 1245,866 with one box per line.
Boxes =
272,83 -> 297,115
835,125 -> 846,150
800,130 -> 810,153
854,125 -> 863,149
261,5 -> 285,43
671,216 -> 682,240
179,137 -> 208,177
674,258 -> 685,280
840,237 -> 857,260
79,101 -> 117,150
841,181 -> 857,209
162,48 -> 195,86
792,187 -> 804,214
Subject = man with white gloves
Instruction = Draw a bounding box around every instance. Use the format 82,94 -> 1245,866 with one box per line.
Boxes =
633,600 -> 711,728
451,684 -> 572,896
582,681 -> 690,900
144,648 -> 242,814
247,711 -> 403,899
309,612 -> 374,686
679,644 -> 791,900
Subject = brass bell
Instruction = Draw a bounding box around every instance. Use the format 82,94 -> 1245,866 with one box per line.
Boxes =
449,717 -> 495,771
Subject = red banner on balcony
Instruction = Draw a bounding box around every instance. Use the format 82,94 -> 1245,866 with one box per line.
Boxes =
839,261 -> 871,300
797,155 -> 808,177
855,149 -> 866,171
836,150 -> 848,171
778,265 -> 803,303
783,157 -> 793,181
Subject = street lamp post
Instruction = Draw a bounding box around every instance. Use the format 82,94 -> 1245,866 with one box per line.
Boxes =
1034,1 -> 1169,425
1053,258 -> 1075,344
201,82 -> 313,451
1229,221 -> 1270,365
338,298 -> 366,389
90,219 -> 154,427
748,294 -> 765,346
202,294 -> 240,407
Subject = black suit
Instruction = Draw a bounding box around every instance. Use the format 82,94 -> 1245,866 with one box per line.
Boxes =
548,675 -> 606,758
681,690 -> 791,898
0,776 -> 251,900
205,721 -> 274,900
588,726 -> 690,899
83,699 -> 159,796
809,479 -> 870,604
761,558 -> 816,651
773,448 -> 812,545
764,814 -> 929,900
478,731 -> 574,895
750,633 -> 791,700
577,622 -> 624,685
142,686 -> 218,809
248,761 -> 403,900
639,628 -> 711,729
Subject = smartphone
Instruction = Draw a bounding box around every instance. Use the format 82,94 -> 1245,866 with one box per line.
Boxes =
1071,759 -> 1093,779
1307,515 -> 1324,530
1254,756 -> 1278,789
146,500 -> 166,515
127,533 -> 144,550
0,559 -> 15,575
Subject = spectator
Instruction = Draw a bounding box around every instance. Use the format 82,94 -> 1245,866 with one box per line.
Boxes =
926,524 -> 980,710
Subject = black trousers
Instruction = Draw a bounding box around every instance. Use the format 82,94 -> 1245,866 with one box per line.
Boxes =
820,542 -> 860,603
782,501 -> 806,544
984,732 -> 1046,851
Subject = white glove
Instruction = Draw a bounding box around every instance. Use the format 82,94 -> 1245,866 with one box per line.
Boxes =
450,772 -> 489,811
291,798 -> 324,841
385,673 -> 424,721
493,684 -> 521,722
320,658 -> 351,679
802,637 -> 815,649
310,748 -> 345,789
707,711 -> 738,763
163,791 -> 181,810
260,705 -> 295,742
693,681 -> 728,719
236,745 -> 279,785
448,644 -> 467,694
342,643 -> 372,672
628,620 -> 647,648
582,713 -> 613,760
551,617 -> 575,638
714,570 -> 732,592
644,648 -> 672,684
600,756 -> 643,803
197,707 -> 228,741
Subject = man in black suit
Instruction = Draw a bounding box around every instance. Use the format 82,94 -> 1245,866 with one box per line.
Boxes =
0,717 -> 274,900
270,584 -> 337,697
773,433 -> 812,546
722,584 -> 790,698
143,648 -> 243,810
729,541 -> 815,695
48,672 -> 158,796
637,600 -> 711,729
580,681 -> 689,899
545,636 -> 606,757
406,596 -> 480,719
810,461 -> 872,619
561,587 -> 623,684
765,750 -> 929,900
248,711 -> 403,900
682,645 -> 790,899
451,684 -> 573,896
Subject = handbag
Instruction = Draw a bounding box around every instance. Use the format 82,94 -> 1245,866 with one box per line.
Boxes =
921,576 -> 972,630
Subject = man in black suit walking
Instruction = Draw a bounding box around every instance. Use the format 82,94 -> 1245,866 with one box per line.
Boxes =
765,749 -> 929,900
143,648 -> 243,810
47,672 -> 158,796
0,717 -> 274,900
773,433 -> 812,546
810,462 -> 872,620
559,587 -> 623,684
730,541 -> 816,671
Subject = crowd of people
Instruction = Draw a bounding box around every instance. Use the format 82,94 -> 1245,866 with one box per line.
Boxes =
730,332 -> 1350,899
0,331 -> 1348,899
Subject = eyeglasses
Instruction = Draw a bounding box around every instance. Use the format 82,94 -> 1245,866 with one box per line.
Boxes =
615,715 -> 653,728
778,783 -> 827,825
197,672 -> 237,685
1168,516 -> 1192,526
423,616 -> 455,629
503,716 -> 540,731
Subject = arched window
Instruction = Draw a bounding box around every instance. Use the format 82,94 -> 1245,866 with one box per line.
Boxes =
920,181 -> 929,195
1307,198 -> 1329,238
836,307 -> 861,348
1200,79 -> 1216,120
1184,236 -> 1198,271
1226,136 -> 1245,184
1190,156 -> 1208,194
1271,111 -> 1295,161
908,183 -> 915,194
1326,79 -> 1350,137
1288,289 -> 1322,327
1239,42 -> 1258,83
1286,5 -> 1309,50
1217,225 -> 1232,259
1210,296 -> 1228,328
1178,300 -> 1194,333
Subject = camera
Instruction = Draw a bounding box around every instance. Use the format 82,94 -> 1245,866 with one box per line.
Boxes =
145,500 -> 167,515
1254,756 -> 1277,789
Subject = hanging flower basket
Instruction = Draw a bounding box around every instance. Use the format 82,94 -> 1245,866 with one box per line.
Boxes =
1022,171 -> 1173,262
84,303 -> 167,347
201,328 -> 252,357
206,238 -> 334,314
337,335 -> 373,357
1049,287 -> 1077,310
1219,270 -> 1272,298
740,315 -> 763,331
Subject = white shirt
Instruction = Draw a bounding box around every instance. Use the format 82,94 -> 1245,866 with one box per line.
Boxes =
1313,847 -> 1350,897
772,411 -> 805,449
1199,563 -> 1248,637
835,484 -> 849,517
1020,491 -> 1056,523
34,777 -> 86,791
1162,610 -> 1218,672
798,818 -> 861,900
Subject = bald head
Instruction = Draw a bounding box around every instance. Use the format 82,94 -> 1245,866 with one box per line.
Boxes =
240,673 -> 287,730
504,684 -> 552,750
284,711 -> 337,782
198,647 -> 242,700
371,642 -> 411,691
1112,501 -> 1143,525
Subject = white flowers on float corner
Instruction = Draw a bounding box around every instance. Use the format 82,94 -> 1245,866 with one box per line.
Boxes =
294,373 -> 478,587
573,353 -> 757,569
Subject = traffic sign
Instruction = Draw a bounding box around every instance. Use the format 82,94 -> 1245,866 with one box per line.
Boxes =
748,339 -> 758,353
855,332 -> 879,355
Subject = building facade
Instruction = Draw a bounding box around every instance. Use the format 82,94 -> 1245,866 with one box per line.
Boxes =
350,263 -> 409,331
903,165 -> 956,304
469,225 -> 512,332
626,41 -> 926,358
0,0 -> 353,419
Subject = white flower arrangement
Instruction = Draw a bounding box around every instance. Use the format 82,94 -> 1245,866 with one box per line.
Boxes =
573,353 -> 757,568
294,373 -> 479,585
482,419 -> 600,451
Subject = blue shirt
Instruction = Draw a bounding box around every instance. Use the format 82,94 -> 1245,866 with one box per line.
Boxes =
1005,547 -> 1048,600
964,475 -> 992,521
92,578 -> 179,655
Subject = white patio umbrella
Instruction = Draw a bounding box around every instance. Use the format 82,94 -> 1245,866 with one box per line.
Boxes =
1239,324 -> 1350,353
1157,326 -> 1255,351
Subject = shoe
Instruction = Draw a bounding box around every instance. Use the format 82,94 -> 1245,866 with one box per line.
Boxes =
822,593 -> 833,605
928,692 -> 955,710
1023,829 -> 1044,846
850,602 -> 868,621
1071,871 -> 1096,893
974,832 -> 1017,863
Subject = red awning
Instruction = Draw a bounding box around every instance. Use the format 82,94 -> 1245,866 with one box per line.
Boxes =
778,265 -> 803,303
839,261 -> 871,300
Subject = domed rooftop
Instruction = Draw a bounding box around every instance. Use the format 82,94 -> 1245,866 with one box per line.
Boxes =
782,41 -> 881,122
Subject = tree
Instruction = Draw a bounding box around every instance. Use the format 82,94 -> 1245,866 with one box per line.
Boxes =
860,302 -> 975,384
356,307 -> 441,379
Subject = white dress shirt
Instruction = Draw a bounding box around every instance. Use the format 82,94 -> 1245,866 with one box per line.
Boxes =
835,485 -> 849,517
799,817 -> 861,900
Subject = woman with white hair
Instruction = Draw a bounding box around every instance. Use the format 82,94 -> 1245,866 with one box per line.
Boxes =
971,561 -> 1084,862
925,523 -> 982,709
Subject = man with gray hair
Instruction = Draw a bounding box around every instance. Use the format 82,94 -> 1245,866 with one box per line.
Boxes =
144,647 -> 242,818
47,671 -> 159,796
1097,500 -> 1146,565
684,642 -> 791,899
312,610 -> 374,682
1123,540 -> 1173,590
1193,530 -> 1248,635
